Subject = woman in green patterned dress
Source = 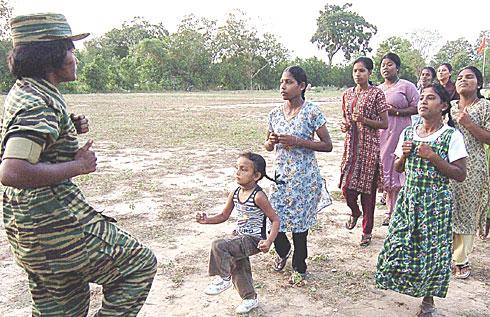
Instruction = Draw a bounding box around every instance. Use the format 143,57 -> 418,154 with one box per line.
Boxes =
376,83 -> 467,317
450,66 -> 490,278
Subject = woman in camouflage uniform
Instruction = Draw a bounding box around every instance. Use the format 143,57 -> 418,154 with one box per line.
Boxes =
0,13 -> 156,316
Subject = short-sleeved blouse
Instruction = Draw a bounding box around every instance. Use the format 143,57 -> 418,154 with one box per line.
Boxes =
268,101 -> 330,233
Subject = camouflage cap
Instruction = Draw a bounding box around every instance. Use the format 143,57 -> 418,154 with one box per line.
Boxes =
10,13 -> 89,46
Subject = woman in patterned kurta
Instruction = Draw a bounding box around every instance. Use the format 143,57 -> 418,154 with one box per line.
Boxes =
482,144 -> 490,239
264,66 -> 332,281
376,84 -> 467,317
340,57 -> 388,246
449,66 -> 490,278
378,53 -> 420,225
0,13 -> 156,316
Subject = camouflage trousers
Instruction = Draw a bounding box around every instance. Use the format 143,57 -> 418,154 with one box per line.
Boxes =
23,220 -> 157,316
208,234 -> 261,300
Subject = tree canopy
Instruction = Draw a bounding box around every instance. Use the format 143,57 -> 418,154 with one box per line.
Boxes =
373,36 -> 425,84
0,2 -> 488,93
311,3 -> 377,66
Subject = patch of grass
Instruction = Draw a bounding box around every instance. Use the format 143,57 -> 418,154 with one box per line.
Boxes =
310,253 -> 329,263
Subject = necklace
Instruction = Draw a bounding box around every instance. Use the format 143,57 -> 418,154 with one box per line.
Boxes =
459,97 -> 479,110
283,102 -> 305,121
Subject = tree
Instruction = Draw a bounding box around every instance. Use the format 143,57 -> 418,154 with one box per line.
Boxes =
78,17 -> 170,92
406,28 -> 442,63
373,36 -> 425,84
214,10 -> 260,89
166,14 -> 217,90
432,38 -> 475,74
311,3 -> 377,66
0,0 -> 13,92
0,39 -> 14,92
214,10 -> 288,90
129,38 -> 171,91
290,57 -> 329,87
252,33 -> 289,89
83,17 -> 169,59
0,0 -> 12,39
78,55 -> 111,92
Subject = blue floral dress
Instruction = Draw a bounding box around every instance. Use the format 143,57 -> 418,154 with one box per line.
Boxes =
268,101 -> 330,233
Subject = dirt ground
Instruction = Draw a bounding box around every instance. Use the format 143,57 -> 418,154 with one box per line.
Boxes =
0,91 -> 488,317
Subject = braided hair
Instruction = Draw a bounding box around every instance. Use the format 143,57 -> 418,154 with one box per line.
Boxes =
239,152 -> 282,184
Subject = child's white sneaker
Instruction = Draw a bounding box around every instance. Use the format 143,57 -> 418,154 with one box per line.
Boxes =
235,297 -> 259,314
204,276 -> 232,295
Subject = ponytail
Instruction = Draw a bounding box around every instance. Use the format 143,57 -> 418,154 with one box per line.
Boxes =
264,171 -> 285,185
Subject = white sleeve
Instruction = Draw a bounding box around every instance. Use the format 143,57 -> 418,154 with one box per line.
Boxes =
394,129 -> 407,158
448,129 -> 468,162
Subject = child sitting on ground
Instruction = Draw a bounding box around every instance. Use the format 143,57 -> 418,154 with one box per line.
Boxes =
196,152 -> 280,314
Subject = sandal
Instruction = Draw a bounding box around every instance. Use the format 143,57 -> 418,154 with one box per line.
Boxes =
345,216 -> 359,230
380,192 -> 387,205
273,249 -> 291,272
359,234 -> 372,246
454,262 -> 471,279
382,216 -> 391,226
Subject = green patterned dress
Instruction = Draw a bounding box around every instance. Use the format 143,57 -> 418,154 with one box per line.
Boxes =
376,126 -> 457,298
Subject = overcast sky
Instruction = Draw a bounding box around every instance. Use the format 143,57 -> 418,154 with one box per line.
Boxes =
10,0 -> 490,63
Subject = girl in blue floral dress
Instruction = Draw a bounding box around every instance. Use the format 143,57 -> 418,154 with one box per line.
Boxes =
264,66 -> 333,282
375,83 -> 467,317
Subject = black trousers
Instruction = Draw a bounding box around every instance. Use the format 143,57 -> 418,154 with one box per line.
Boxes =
273,230 -> 308,273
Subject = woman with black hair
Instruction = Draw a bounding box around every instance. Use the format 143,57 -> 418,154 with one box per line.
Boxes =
437,63 -> 459,100
413,66 -> 437,125
376,83 -> 467,317
418,66 -> 437,92
340,57 -> 388,246
450,66 -> 490,278
378,52 -> 420,226
264,66 -> 332,283
0,13 -> 156,316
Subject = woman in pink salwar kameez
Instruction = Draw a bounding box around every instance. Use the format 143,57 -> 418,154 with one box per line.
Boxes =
378,53 -> 419,225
